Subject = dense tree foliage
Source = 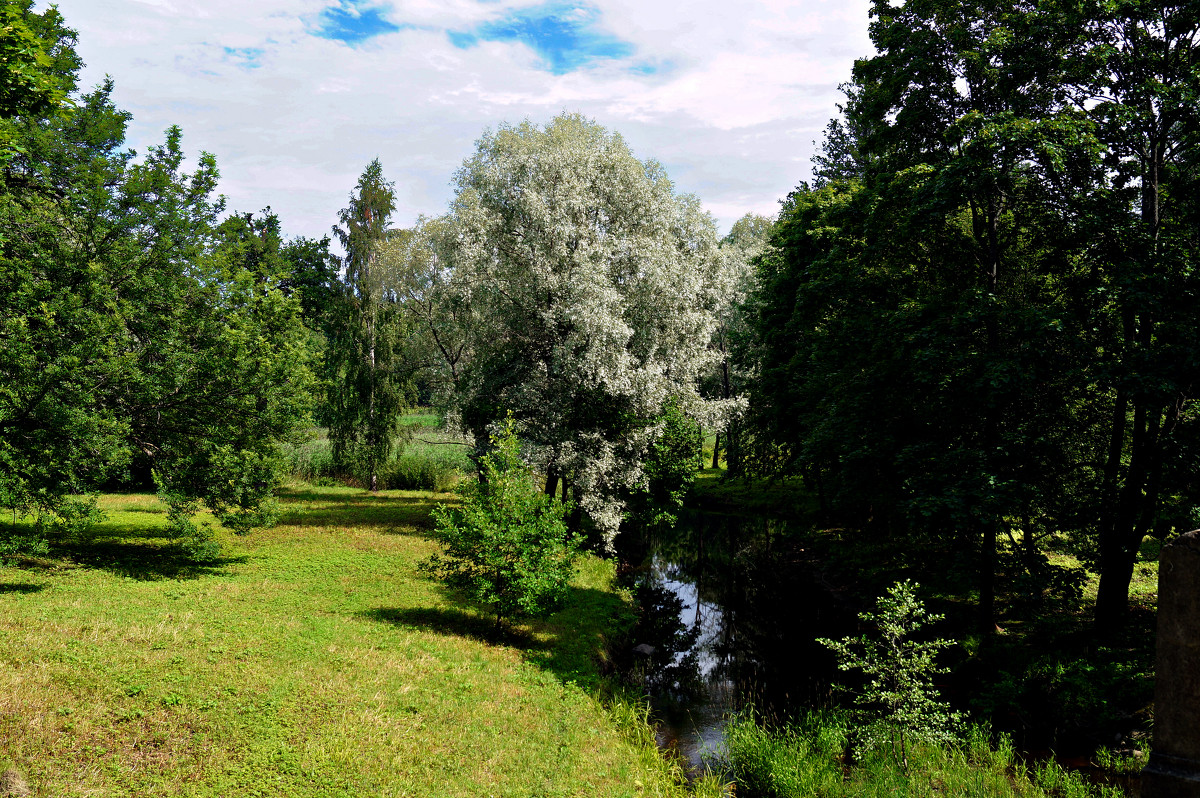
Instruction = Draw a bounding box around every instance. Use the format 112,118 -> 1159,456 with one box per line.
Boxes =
391,114 -> 736,546
742,0 -> 1200,629
324,160 -> 410,491
0,5 -> 312,545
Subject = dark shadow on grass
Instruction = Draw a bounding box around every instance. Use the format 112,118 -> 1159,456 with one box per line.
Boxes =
361,583 -> 633,687
362,606 -> 540,649
87,523 -> 176,540
275,488 -> 444,537
0,583 -> 44,594
50,539 -> 247,581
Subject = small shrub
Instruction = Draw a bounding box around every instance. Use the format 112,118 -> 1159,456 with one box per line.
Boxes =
819,580 -> 962,770
0,528 -> 49,563
155,489 -> 221,562
38,494 -> 105,541
420,416 -> 579,628
1,494 -> 104,562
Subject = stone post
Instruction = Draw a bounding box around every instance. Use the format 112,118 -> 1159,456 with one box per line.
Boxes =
1143,530 -> 1200,798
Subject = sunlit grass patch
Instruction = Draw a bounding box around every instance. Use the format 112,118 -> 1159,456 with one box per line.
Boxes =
0,483 -> 688,797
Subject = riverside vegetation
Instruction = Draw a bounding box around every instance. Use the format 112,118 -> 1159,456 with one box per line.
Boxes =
3,0 -> 1196,795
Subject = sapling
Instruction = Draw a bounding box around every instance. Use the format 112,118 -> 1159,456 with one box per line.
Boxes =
420,416 -> 579,629
818,580 -> 962,771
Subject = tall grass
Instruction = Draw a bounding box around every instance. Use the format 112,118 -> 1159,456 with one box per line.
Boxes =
278,429 -> 339,483
279,412 -> 474,492
381,427 -> 473,492
712,712 -> 1126,798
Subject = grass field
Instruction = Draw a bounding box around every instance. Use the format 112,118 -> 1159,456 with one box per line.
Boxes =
0,485 -> 700,797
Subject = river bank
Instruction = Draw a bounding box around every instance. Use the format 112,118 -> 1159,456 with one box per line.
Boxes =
621,471 -> 1154,793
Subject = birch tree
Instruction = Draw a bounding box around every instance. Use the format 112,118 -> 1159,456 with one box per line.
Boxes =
326,160 -> 409,491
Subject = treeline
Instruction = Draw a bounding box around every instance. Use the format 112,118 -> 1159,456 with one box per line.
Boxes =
733,0 -> 1200,631
5,0 -> 1198,637
0,3 -> 755,555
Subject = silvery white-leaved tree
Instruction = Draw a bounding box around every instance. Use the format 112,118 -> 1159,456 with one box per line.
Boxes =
390,113 -> 739,547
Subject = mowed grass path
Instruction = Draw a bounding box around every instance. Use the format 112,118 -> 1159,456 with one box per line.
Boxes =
0,486 -> 671,797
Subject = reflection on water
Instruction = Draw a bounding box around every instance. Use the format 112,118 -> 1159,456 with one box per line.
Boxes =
621,510 -> 852,774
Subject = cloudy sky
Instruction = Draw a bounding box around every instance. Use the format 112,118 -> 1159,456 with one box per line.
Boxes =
42,0 -> 875,241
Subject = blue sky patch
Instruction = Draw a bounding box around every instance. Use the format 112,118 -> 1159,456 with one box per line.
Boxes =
316,1 -> 403,45
447,31 -> 478,49
629,61 -> 661,76
449,2 -> 634,75
223,46 -> 265,69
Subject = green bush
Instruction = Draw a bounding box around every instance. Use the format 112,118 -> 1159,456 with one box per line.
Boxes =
0,528 -> 49,563
420,417 -> 580,627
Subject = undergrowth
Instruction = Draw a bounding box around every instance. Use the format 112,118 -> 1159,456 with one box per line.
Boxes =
713,713 -> 1125,797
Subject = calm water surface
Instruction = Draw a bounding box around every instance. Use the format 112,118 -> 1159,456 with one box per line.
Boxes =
623,510 -> 851,773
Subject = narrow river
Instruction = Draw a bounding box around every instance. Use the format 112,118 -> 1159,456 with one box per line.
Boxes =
620,510 -> 1144,796
619,510 -> 852,774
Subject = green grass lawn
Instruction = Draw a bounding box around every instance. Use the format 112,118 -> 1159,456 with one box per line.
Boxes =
0,485 -> 695,797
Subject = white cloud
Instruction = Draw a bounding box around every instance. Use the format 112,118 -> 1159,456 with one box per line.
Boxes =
42,0 -> 874,239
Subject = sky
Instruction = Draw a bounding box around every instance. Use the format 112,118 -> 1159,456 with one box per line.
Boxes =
42,0 -> 875,241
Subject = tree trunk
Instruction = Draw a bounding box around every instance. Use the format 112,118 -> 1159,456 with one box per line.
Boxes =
978,191 -> 1002,635
980,521 -> 997,634
712,432 -> 720,469
1094,125 -> 1167,630
727,419 -> 741,474
1095,542 -> 1138,630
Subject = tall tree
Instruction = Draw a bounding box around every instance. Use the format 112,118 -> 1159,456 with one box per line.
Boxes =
397,114 -> 731,546
0,4 -> 311,545
706,213 -> 772,473
326,159 -> 409,491
1072,0 -> 1200,626
745,0 -> 1114,631
743,0 -> 1200,631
